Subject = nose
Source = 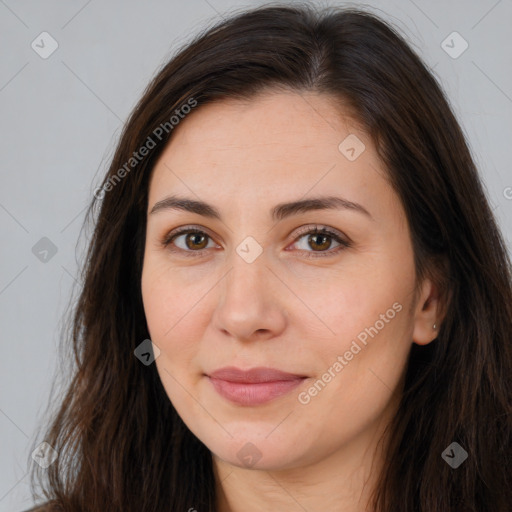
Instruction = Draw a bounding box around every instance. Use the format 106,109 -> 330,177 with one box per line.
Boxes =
211,251 -> 288,342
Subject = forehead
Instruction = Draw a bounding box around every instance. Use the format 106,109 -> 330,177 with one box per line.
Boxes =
147,91 -> 393,218
161,91 -> 364,159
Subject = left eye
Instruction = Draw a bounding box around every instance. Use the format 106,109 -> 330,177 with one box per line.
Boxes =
287,226 -> 351,258
162,226 -> 350,258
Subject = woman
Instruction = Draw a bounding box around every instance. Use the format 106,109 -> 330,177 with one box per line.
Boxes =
26,4 -> 512,511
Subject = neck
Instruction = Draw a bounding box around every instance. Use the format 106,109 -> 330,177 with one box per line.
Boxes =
212,406 -> 393,512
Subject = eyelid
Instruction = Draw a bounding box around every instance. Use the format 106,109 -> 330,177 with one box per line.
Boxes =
292,224 -> 347,243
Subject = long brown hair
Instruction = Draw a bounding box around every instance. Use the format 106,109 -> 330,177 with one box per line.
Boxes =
29,4 -> 512,511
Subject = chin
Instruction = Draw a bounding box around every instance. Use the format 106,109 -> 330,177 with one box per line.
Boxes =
215,445 -> 298,472
202,429 -> 315,473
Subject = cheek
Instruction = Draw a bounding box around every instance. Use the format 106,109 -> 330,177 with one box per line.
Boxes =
141,272 -> 193,389
141,268 -> 205,412
293,256 -> 412,351
307,293 -> 410,396
296,307 -> 410,449
142,254 -> 205,339
296,256 -> 414,406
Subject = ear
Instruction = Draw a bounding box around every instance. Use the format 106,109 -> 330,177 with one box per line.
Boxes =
412,278 -> 443,346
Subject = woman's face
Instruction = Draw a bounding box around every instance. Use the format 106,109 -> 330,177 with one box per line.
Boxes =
141,90 -> 437,472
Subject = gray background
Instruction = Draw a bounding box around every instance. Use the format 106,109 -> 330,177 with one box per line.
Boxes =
1,0 -> 511,509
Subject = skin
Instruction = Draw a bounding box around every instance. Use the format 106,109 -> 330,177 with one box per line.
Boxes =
141,90 -> 442,512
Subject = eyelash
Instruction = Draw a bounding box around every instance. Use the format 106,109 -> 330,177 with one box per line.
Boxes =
161,225 -> 351,259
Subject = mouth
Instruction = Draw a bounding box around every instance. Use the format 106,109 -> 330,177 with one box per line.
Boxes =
205,366 -> 308,406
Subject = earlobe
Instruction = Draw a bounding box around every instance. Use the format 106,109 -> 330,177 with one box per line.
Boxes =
412,279 -> 442,346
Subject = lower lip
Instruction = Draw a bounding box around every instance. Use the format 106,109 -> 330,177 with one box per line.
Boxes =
207,376 -> 306,406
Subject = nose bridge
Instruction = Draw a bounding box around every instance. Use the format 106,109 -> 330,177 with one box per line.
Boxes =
212,241 -> 286,340
222,223 -> 269,290
223,241 -> 270,306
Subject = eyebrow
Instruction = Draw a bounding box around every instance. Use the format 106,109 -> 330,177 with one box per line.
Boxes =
149,195 -> 373,222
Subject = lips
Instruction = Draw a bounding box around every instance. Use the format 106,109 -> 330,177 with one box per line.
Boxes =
206,366 -> 307,406
207,366 -> 306,383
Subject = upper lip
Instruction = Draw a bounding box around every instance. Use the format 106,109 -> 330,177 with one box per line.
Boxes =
207,366 -> 306,383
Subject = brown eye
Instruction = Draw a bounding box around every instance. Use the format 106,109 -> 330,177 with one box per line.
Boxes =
307,233 -> 333,251
184,232 -> 209,250
163,228 -> 217,256
290,226 -> 350,257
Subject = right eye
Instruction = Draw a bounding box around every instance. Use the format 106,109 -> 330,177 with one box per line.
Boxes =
162,227 -> 219,257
